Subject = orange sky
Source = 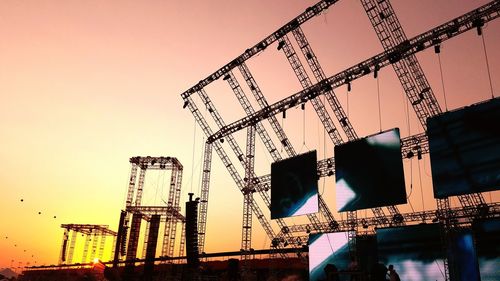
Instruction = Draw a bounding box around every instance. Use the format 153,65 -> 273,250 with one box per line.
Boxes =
0,0 -> 499,269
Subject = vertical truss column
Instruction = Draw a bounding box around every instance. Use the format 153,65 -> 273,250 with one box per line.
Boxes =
67,230 -> 78,264
135,167 -> 147,206
278,35 -> 344,145
197,142 -> 212,254
110,235 -> 116,262
168,167 -> 183,257
162,170 -> 178,257
225,69 -> 323,236
239,62 -> 339,231
241,125 -> 256,263
436,197 -> 451,281
184,96 -> 277,248
190,91 -> 278,240
126,164 -> 139,207
90,229 -> 99,261
346,210 -> 357,257
179,220 -> 186,261
98,230 -> 107,260
81,233 -> 92,263
59,229 -> 69,264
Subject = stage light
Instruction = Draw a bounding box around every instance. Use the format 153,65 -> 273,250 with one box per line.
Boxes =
182,101 -> 189,109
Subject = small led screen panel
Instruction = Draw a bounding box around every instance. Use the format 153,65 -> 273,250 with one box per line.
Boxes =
473,218 -> 500,281
427,98 -> 500,198
377,224 -> 445,281
271,150 -> 318,219
334,128 -> 407,212
308,232 -> 351,281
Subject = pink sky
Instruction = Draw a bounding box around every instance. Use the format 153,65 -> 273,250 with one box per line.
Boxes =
0,0 -> 499,268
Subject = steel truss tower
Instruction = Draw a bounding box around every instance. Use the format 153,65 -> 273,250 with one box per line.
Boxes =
59,224 -> 117,264
116,156 -> 186,267
182,0 -> 500,267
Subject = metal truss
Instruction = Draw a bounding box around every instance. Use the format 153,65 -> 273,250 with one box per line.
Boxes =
208,1 -> 500,142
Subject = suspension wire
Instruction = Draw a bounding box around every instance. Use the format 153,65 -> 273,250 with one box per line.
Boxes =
407,160 -> 414,202
376,77 -> 382,132
480,33 -> 495,98
346,86 -> 349,118
190,120 -> 197,193
302,103 -> 310,152
403,87 -> 411,136
197,135 -> 205,197
437,52 -> 449,111
417,158 -> 425,211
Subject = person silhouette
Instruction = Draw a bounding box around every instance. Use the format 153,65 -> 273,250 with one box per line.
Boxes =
388,265 -> 400,281
323,263 -> 340,281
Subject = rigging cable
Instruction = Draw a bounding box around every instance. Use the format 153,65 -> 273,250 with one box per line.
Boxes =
437,51 -> 449,111
480,31 -> 495,98
190,119 -> 197,193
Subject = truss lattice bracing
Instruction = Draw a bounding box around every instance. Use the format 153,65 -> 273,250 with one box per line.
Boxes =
184,96 -> 279,251
181,0 -> 342,99
59,224 -> 117,265
241,125 -> 255,264
118,156 -> 185,264
287,23 -> 401,230
182,0 -> 500,263
360,0 -> 485,221
208,1 -> 500,142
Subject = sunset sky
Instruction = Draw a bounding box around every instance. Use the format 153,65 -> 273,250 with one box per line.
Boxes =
1,0 -> 499,269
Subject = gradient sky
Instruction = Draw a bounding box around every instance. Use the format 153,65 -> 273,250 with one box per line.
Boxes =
1,0 -> 499,269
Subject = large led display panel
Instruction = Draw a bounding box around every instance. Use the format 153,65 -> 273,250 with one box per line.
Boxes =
308,232 -> 351,281
447,229 -> 480,281
377,224 -> 445,281
427,98 -> 500,198
335,128 -> 407,212
271,150 -> 318,219
474,218 -> 500,281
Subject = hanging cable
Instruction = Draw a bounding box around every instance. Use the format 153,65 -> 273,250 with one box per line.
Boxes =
480,33 -> 495,98
346,87 -> 349,118
190,120 -> 197,193
403,87 -> 411,136
302,103 -> 310,152
376,77 -> 382,132
437,52 -> 449,111
197,136 -> 205,197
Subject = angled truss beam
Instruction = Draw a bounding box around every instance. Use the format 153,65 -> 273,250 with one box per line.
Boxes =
208,1 -> 500,142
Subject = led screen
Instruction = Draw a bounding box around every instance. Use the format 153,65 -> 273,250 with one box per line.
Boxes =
308,232 -> 351,281
335,128 -> 407,211
271,150 -> 318,219
427,98 -> 500,198
474,218 -> 500,281
377,224 -> 446,281
447,229 -> 480,281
